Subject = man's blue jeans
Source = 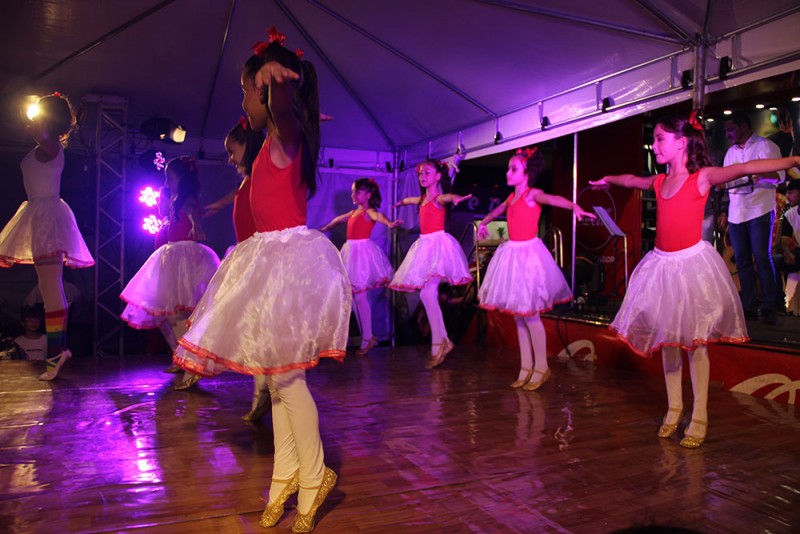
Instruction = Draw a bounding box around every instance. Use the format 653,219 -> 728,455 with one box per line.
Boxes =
729,211 -> 776,313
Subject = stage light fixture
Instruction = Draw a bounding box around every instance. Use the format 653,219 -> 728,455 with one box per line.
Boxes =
680,70 -> 693,90
142,214 -> 166,235
793,97 -> 800,102
719,56 -> 732,80
141,116 -> 186,144
138,186 -> 161,208
706,117 -> 715,123
385,161 -> 392,172
601,97 -> 613,112
26,102 -> 40,120
541,116 -> 550,130
755,104 -> 765,109
723,110 -> 732,116
494,131 -> 503,144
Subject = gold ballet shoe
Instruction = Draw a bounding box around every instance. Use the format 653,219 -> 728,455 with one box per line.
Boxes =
242,396 -> 270,423
521,368 -> 551,391
260,470 -> 300,527
657,406 -> 684,439
173,373 -> 201,391
427,339 -> 455,369
510,368 -> 534,389
291,466 -> 337,533
679,419 -> 707,449
355,336 -> 377,356
163,364 -> 182,373
38,350 -> 72,381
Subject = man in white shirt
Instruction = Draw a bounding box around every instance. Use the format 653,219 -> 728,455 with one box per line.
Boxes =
722,112 -> 785,324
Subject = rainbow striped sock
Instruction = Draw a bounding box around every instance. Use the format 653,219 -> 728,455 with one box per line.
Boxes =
45,309 -> 68,362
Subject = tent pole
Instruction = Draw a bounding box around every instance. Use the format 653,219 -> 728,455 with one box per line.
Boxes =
571,132 -> 578,307
692,37 -> 707,110
390,149 -> 400,347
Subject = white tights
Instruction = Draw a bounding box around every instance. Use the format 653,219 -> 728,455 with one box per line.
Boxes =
514,315 -> 547,380
352,291 -> 373,346
34,256 -> 67,315
158,312 -> 189,352
267,369 -> 325,514
661,346 -> 709,435
420,279 -> 448,351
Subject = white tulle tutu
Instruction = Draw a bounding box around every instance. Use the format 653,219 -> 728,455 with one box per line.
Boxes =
0,198 -> 94,268
173,226 -> 351,376
611,240 -> 748,357
341,238 -> 393,293
120,241 -> 220,329
479,237 -> 572,316
390,230 -> 472,291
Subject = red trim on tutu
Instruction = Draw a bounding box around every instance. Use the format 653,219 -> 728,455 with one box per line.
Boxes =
0,251 -> 94,268
351,277 -> 392,294
479,295 -> 573,317
390,274 -> 473,292
120,296 -> 195,318
610,327 -> 750,359
174,336 -> 346,376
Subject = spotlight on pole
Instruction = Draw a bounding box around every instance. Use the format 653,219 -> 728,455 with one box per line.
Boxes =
141,116 -> 186,144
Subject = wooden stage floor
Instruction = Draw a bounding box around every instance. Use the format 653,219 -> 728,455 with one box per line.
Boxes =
1,345 -> 799,533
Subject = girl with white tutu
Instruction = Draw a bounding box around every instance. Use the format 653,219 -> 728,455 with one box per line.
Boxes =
0,92 -> 94,380
208,118 -> 272,420
321,178 -> 401,355
477,147 -> 595,391
390,159 -> 473,368
172,29 -> 347,532
120,156 -> 220,374
589,113 -> 800,448
203,117 -> 265,245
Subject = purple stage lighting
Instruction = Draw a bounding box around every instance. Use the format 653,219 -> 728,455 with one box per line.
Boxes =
139,186 -> 160,208
142,215 -> 165,235
154,151 -> 166,171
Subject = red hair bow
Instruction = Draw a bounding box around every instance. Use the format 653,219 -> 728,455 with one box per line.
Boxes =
252,28 -> 303,59
416,160 -> 447,173
252,41 -> 269,56
237,116 -> 248,130
515,146 -> 538,162
689,110 -> 704,132
52,91 -> 62,98
267,26 -> 286,46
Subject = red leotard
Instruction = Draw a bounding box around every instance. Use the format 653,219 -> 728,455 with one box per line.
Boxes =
155,206 -> 195,248
346,209 -> 375,239
250,137 -> 307,231
233,176 -> 256,243
419,195 -> 445,234
654,172 -> 707,252
506,192 -> 541,241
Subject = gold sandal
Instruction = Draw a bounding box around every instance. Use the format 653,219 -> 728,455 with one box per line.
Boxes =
291,466 -> 337,532
260,470 -> 300,527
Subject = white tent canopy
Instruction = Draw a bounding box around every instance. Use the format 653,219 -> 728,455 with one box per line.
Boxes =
2,0 -> 800,164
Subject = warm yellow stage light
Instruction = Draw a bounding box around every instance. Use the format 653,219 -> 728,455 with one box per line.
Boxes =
26,103 -> 40,120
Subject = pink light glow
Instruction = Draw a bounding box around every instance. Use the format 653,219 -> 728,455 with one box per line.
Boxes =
138,186 -> 160,208
142,215 -> 165,235
153,151 -> 166,171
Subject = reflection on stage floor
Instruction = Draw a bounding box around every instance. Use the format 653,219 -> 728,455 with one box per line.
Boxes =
1,346 -> 798,533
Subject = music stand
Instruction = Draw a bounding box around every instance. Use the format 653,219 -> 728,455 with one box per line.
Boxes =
593,206 -> 629,292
